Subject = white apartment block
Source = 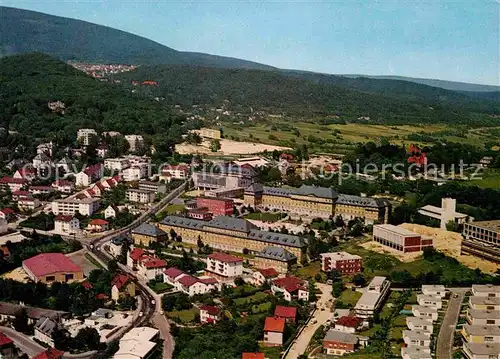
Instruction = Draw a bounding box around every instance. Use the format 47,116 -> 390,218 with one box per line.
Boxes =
205,253 -> 243,278
406,317 -> 434,332
52,197 -> 101,216
104,158 -> 130,172
467,309 -> 500,326
77,128 -> 97,146
122,166 -> 147,182
417,294 -> 443,309
472,284 -> 500,298
403,330 -> 431,348
421,285 -> 446,298
354,276 -> 391,319
125,135 -> 144,152
126,189 -> 155,204
401,347 -> 431,359
412,305 -> 439,321
54,215 -> 80,235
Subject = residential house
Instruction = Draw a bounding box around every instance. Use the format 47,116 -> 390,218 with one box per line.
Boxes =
162,267 -> 217,296
323,329 -> 359,356
87,219 -> 109,232
417,294 -> 442,309
467,309 -> 500,326
76,163 -> 103,187
52,180 -> 75,194
469,296 -> 500,311
104,158 -> 130,172
54,215 -> 80,235
124,135 -> 144,152
22,253 -> 84,284
51,196 -> 100,216
138,181 -> 167,194
462,324 -> 500,344
199,305 -> 221,324
354,276 -> 391,319
472,284 -> 500,298
271,276 -> 309,302
114,326 -> 158,359
77,128 -> 97,146
251,268 -> 280,287
34,316 -> 58,347
55,157 -> 73,174
0,208 -> 15,221
334,316 -> 363,334
122,166 -> 146,182
131,223 -> 167,247
29,185 -> 53,196
32,153 -> 53,171
18,196 -> 40,212
205,252 -> 243,279
0,177 -> 28,192
127,248 -> 167,281
111,274 -> 136,301
160,164 -> 189,181
126,189 -> 155,204
14,168 -> 37,182
263,317 -> 285,347
403,330 -> 431,348
412,305 -> 439,322
163,267 -> 187,286
462,342 -> 500,359
109,235 -> 131,258
0,302 -> 68,325
401,347 -> 431,359
274,306 -> 297,324
105,204 -> 120,219
421,285 -> 446,298
406,317 -> 434,332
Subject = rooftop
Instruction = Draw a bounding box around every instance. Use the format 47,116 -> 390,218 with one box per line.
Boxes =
256,268 -> 279,278
0,331 -> 13,346
467,220 -> 500,232
23,253 -> 82,277
264,317 -> 285,333
132,223 -> 167,237
257,246 -> 297,262
336,193 -> 379,208
32,348 -> 65,359
164,267 -> 185,280
199,305 -> 220,316
242,353 -> 265,359
320,251 -> 362,261
472,284 -> 500,293
401,347 -> 431,359
463,324 -> 500,336
323,330 -> 358,344
412,305 -> 439,313
0,301 -> 68,321
468,308 -> 500,319
335,316 -> 362,328
208,252 -> 243,263
374,224 -> 420,236
403,330 -> 431,340
470,296 -> 500,306
274,306 -> 297,319
464,342 -> 500,356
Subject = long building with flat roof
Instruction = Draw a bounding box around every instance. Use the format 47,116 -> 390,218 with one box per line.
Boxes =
354,276 -> 391,319
462,220 -> 500,264
373,224 -> 433,253
160,215 -> 307,261
244,184 -> 390,223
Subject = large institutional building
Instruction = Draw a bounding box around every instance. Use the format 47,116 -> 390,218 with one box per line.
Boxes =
193,165 -> 258,191
462,220 -> 500,264
159,215 -> 307,261
22,253 -> 84,284
244,184 -> 390,223
373,224 -> 433,253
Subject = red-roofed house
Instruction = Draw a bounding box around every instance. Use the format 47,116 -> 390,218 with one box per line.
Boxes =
111,274 -> 136,301
76,163 -> 103,187
87,219 -> 109,232
206,252 -> 243,279
242,353 -> 265,359
274,306 -> 297,323
0,331 -> 15,358
22,253 -> 83,284
161,164 -> 189,181
252,268 -> 280,287
0,177 -> 28,192
29,186 -> 53,196
263,317 -> 286,347
127,248 -> 146,268
12,190 -> 31,201
54,215 -> 80,235
272,276 -> 309,302
126,248 -> 166,280
334,316 -> 362,333
14,167 -> 37,182
0,208 -> 15,221
199,305 -> 221,324
18,196 -> 40,212
163,267 -> 186,286
32,348 -> 64,359
51,180 -> 75,194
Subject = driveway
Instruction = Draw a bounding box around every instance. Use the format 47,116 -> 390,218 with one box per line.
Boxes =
284,283 -> 333,359
0,326 -> 45,357
436,289 -> 466,359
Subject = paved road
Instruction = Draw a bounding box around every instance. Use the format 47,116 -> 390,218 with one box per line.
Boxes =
283,283 -> 333,359
436,290 -> 466,359
0,326 -> 45,358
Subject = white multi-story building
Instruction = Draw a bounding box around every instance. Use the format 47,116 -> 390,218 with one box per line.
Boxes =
138,181 -> 167,194
403,330 -> 431,348
422,285 -> 446,298
122,166 -> 147,182
401,347 -> 431,359
205,252 -> 243,279
77,128 -> 97,146
467,309 -> 500,326
160,165 -> 190,181
51,197 -> 101,216
76,164 -> 103,187
418,198 -> 470,230
54,215 -> 80,234
104,158 -> 130,172
126,189 -> 155,204
417,294 -> 442,309
354,276 -> 391,319
412,305 -> 439,321
472,284 -> 500,298
406,317 -> 434,332
125,135 -> 144,152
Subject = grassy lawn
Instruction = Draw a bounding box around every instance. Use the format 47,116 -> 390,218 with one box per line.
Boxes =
167,308 -> 199,324
244,212 -> 287,222
359,323 -> 381,337
164,204 -> 185,214
234,291 -> 269,306
337,289 -> 362,307
389,326 -> 404,340
260,345 -> 282,359
464,168 -> 500,189
296,261 -> 322,280
251,302 -> 272,314
149,282 -> 173,294
392,314 -> 408,327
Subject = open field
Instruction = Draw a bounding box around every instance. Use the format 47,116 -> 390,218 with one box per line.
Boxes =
167,308 -> 199,324
176,138 -> 291,155
337,289 -> 362,307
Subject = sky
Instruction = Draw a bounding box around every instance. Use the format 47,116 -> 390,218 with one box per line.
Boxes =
2,0 -> 499,85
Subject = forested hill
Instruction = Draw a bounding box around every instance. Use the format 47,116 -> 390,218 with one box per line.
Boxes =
0,53 -> 186,148
115,64 -> 500,126
0,6 -> 274,70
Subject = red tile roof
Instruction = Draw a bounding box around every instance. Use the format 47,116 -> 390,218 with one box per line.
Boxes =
16,168 -> 36,178
111,274 -> 131,290
129,248 -> 145,261
336,316 -> 362,328
142,258 -> 167,268
23,253 -> 82,277
88,219 -> 109,226
199,305 -> 220,316
52,180 -> 73,187
199,277 -> 218,285
96,293 -> 108,300
83,163 -> 102,176
164,267 -> 185,280
258,268 -> 279,278
0,208 -> 14,215
0,331 -> 13,346
32,348 -> 65,359
264,317 -> 285,333
273,276 -> 305,290
0,176 -> 27,184
177,275 -> 199,288
242,354 -> 265,359
55,215 -> 74,222
208,252 -> 243,264
274,306 -> 297,319
81,281 -> 93,290
12,190 -> 31,197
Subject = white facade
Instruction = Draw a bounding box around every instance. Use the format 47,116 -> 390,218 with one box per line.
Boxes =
105,205 -> 118,219
406,317 -> 434,332
417,294 -> 442,309
403,330 -> 431,347
264,331 -> 283,347
125,135 -> 144,152
467,309 -> 500,326
52,197 -> 101,216
401,347 -> 432,359
126,189 -> 155,204
412,305 -> 439,321
354,276 -> 391,319
422,285 -> 446,298
418,198 -> 470,229
18,198 -> 40,211
122,166 -> 146,182
104,158 -> 130,172
54,217 -> 80,234
206,255 -> 243,278
472,284 -> 500,298
77,128 -> 97,146
76,172 -> 91,187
